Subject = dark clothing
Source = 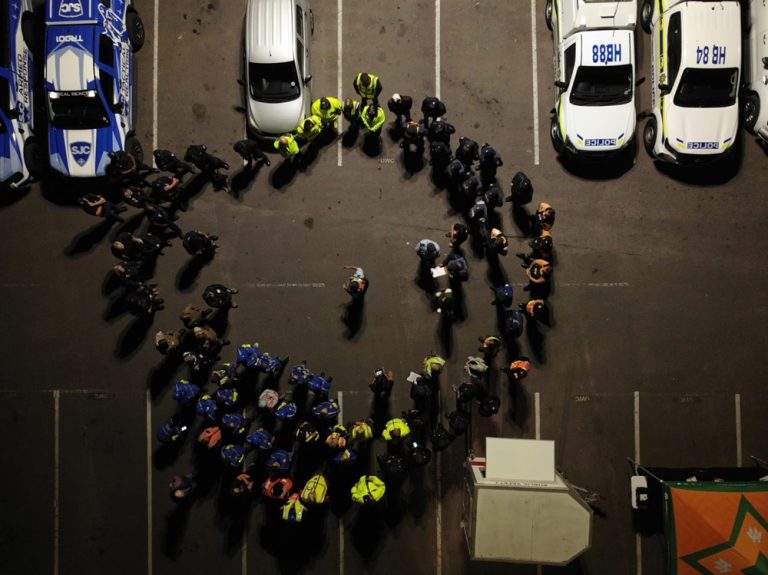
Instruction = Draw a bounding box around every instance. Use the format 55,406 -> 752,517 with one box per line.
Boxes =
121,185 -> 149,208
491,284 -> 514,308
387,95 -> 413,122
233,140 -> 271,167
184,145 -> 229,172
445,159 -> 468,186
144,204 -> 182,237
455,137 -> 480,166
111,232 -> 144,260
469,200 -> 488,227
126,284 -> 164,316
180,304 -> 212,328
182,231 -> 218,256
479,144 -> 503,181
484,185 -> 504,208
444,253 -> 469,282
153,149 -> 195,178
113,260 -> 150,285
461,174 -> 483,198
79,194 -> 126,221
421,97 -> 446,123
446,223 -> 469,248
203,284 -> 237,308
429,140 -> 452,164
507,171 -> 534,205
427,119 -> 456,143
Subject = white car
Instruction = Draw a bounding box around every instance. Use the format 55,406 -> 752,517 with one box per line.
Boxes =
743,0 -> 768,142
640,0 -> 741,164
545,0 -> 638,158
245,0 -> 312,138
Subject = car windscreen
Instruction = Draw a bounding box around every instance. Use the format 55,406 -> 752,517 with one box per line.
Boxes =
48,92 -> 111,129
248,62 -> 300,103
673,68 -> 738,108
569,64 -> 633,106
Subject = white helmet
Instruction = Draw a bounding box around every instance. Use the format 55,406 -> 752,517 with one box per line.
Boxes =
392,93 -> 401,103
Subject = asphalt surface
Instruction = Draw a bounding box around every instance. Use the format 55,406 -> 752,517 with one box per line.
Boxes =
1,1 -> 768,574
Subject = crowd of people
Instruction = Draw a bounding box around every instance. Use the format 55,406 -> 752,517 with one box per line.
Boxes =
69,69 -> 560,526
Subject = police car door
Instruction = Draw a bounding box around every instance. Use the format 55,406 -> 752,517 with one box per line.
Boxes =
661,11 -> 682,140
557,39 -> 577,132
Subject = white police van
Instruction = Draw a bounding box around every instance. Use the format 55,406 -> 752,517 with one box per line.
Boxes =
44,0 -> 145,177
1,0 -> 42,188
545,0 -> 638,157
640,0 -> 741,164
743,0 -> 768,143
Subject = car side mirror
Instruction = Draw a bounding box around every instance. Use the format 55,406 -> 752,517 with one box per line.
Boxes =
554,80 -> 567,89
635,76 -> 646,87
8,105 -> 21,120
658,83 -> 670,95
304,74 -> 312,84
763,56 -> 768,69
111,101 -> 124,113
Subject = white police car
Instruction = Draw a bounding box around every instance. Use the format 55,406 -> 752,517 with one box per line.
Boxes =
545,0 -> 638,157
45,0 -> 145,177
743,0 -> 768,143
1,0 -> 42,188
640,0 -> 741,164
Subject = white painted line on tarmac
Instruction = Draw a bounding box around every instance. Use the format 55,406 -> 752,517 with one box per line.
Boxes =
633,391 -> 640,463
338,390 -> 344,575
337,0 -> 343,168
436,451 -> 443,575
53,390 -> 60,575
530,0 -> 540,165
534,391 -> 541,439
634,391 -> 642,575
435,0 -> 441,98
152,0 -> 159,160
735,393 -> 742,467
146,388 -> 153,575
537,564 -> 542,575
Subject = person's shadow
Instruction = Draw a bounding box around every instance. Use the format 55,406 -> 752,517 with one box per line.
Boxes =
342,297 -> 365,340
147,354 -> 185,399
362,133 -> 382,157
177,253 -> 214,291
163,500 -> 193,559
270,160 -> 298,190
342,125 -> 361,148
65,218 -> 116,256
401,147 -> 425,176
229,164 -> 266,200
114,314 -> 155,359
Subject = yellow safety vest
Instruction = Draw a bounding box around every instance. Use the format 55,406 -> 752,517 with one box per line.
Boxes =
355,73 -> 380,99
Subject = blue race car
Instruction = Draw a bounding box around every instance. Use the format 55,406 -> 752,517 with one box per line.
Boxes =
44,0 -> 144,177
1,0 -> 42,188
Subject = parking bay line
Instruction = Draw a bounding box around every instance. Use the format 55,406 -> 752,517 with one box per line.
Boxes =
635,391 -> 642,575
337,0 -> 343,168
435,0 -> 441,99
735,393 -> 742,467
530,0 -> 540,166
53,390 -> 60,575
152,0 -> 159,160
146,388 -> 153,575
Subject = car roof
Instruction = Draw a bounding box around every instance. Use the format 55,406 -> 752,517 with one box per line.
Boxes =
246,0 -> 296,64
674,2 -> 741,68
45,25 -> 97,92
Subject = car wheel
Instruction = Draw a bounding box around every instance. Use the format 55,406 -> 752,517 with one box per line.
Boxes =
550,116 -> 563,153
743,92 -> 760,133
643,117 -> 657,158
640,0 -> 653,34
127,10 -> 146,52
125,136 -> 144,164
545,0 -> 553,31
23,137 -> 45,178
